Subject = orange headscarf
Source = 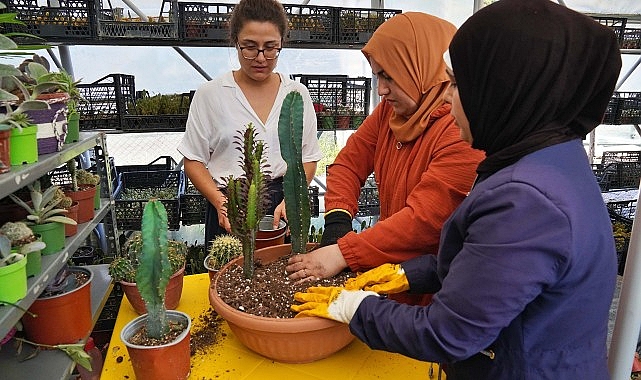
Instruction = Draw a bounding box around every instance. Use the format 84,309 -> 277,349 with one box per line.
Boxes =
362,12 -> 456,143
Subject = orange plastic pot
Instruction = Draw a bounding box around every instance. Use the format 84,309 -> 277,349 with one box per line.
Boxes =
22,267 -> 92,345
65,201 -> 79,237
255,215 -> 287,250
64,184 -> 96,223
120,265 -> 185,315
121,310 -> 191,380
209,243 -> 354,363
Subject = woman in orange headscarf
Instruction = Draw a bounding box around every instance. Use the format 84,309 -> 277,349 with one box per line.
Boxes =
286,12 -> 484,305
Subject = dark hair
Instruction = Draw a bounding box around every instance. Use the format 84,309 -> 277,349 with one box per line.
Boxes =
229,0 -> 288,44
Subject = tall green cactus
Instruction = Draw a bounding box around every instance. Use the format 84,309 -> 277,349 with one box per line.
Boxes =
135,199 -> 171,339
226,123 -> 271,278
278,91 -> 310,254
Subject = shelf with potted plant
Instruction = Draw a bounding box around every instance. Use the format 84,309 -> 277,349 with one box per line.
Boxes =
0,132 -> 121,380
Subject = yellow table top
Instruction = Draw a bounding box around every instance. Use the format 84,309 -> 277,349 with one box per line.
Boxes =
101,273 -> 435,380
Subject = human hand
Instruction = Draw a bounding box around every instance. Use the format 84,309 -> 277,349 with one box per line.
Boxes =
320,210 -> 352,247
216,207 -> 231,232
273,200 -> 287,229
291,286 -> 378,323
286,245 -> 348,282
344,263 -> 410,294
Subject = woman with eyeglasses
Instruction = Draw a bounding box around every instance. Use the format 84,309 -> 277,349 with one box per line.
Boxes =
178,0 -> 322,250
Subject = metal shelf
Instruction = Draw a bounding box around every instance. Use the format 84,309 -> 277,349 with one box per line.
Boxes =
0,264 -> 112,380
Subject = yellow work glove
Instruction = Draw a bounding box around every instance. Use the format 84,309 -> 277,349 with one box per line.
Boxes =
344,263 -> 410,294
291,286 -> 378,323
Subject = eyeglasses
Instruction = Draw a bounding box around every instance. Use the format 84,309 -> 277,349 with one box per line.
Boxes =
237,43 -> 282,60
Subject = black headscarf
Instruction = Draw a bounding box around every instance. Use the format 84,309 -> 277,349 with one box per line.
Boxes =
449,0 -> 622,176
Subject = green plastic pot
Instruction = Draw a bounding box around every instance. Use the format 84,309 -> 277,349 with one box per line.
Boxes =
25,249 -> 42,277
0,256 -> 27,303
30,222 -> 65,255
65,112 -> 80,144
9,125 -> 38,165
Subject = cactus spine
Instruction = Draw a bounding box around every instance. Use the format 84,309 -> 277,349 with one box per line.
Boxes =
136,199 -> 171,339
207,234 -> 242,270
278,91 -> 310,254
226,123 -> 271,278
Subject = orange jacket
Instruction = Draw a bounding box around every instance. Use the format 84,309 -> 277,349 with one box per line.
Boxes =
325,102 -> 485,305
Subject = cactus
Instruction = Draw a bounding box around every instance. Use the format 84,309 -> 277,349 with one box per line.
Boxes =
207,234 -> 242,270
108,230 -> 186,283
66,159 -> 78,192
136,199 -> 171,339
0,221 -> 45,255
226,123 -> 271,279
278,91 -> 310,254
76,169 -> 100,186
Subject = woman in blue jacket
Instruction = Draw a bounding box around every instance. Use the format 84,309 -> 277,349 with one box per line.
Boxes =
291,0 -> 622,378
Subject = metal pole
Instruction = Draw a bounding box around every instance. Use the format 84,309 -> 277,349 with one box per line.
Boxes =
616,56 -> 641,91
609,194 -> 641,379
172,47 -> 212,81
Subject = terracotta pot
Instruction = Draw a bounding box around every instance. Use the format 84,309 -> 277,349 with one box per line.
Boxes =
121,310 -> 191,380
120,265 -> 185,315
203,255 -> 218,282
65,201 -> 79,237
0,129 -> 10,174
0,199 -> 31,227
22,267 -> 92,345
64,184 -> 96,223
209,243 -> 355,363
255,215 -> 287,250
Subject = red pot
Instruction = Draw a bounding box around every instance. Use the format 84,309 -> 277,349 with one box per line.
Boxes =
120,266 -> 185,315
64,184 -> 96,223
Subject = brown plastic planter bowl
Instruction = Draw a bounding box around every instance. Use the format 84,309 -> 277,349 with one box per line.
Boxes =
209,243 -> 355,364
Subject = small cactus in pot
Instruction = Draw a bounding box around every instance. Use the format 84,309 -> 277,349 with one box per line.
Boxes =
0,221 -> 45,256
205,234 -> 242,273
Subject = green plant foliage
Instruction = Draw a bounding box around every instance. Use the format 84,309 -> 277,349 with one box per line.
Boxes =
129,93 -> 191,115
9,182 -> 77,225
278,91 -> 310,254
225,123 -> 271,278
136,199 -> 171,339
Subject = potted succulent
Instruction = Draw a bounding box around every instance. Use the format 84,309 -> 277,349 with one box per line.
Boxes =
0,221 -> 45,277
208,91 -> 354,363
21,264 -> 93,346
15,56 -> 72,154
0,62 -> 50,168
119,199 -> 191,380
9,181 -> 77,255
0,234 -> 27,303
51,186 -> 78,237
203,234 -> 242,281
63,159 -> 97,223
109,229 -> 187,315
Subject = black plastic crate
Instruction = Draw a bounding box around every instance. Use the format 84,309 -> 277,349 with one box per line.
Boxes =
336,7 -> 401,45
4,0 -> 97,42
602,96 -> 620,124
116,155 -> 178,174
77,73 -> 136,130
591,16 -> 627,44
356,186 -> 379,217
615,92 -> 641,124
602,151 -> 641,165
292,74 -> 371,131
180,177 -> 207,226
283,3 -> 335,44
622,28 -> 641,49
96,0 -> 178,39
598,162 -> 641,191
178,2 -> 233,41
121,114 -> 188,132
607,199 -> 636,275
115,169 -> 184,230
309,185 -> 319,217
